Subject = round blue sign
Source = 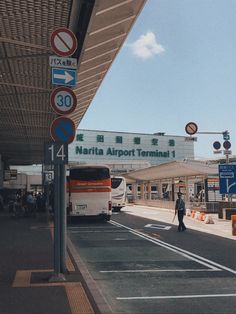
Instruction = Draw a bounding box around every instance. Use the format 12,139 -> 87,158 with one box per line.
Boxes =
50,116 -> 75,144
213,141 -> 221,150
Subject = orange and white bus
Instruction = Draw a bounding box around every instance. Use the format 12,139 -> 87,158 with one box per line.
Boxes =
67,164 -> 112,221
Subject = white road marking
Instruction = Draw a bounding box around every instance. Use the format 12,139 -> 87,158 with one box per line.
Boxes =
100,268 -> 220,273
117,293 -> 236,300
145,223 -> 172,230
110,220 -> 236,274
70,230 -> 123,233
68,226 -> 115,229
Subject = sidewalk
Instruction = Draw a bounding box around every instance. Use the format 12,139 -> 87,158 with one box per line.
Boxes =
0,205 -> 235,314
0,211 -> 99,314
123,205 -> 236,241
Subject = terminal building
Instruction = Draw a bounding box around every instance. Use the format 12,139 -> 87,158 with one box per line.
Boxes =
5,129 -> 234,210
5,129 -> 194,192
69,129 -> 195,173
67,129 -> 231,208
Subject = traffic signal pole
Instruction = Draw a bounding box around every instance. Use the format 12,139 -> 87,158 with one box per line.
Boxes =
185,122 -> 232,202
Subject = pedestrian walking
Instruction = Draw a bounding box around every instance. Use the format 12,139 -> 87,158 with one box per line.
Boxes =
175,192 -> 186,232
26,192 -> 36,217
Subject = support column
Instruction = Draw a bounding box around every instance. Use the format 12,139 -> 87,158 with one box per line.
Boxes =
204,176 -> 208,203
132,183 -> 137,201
185,176 -> 189,201
157,181 -> 162,199
140,182 -> 145,200
147,181 -> 152,200
171,178 -> 175,201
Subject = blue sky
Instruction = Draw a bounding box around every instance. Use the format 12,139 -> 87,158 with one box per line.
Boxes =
79,0 -> 236,160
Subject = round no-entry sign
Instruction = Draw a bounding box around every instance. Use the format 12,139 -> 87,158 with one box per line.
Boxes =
50,116 -> 75,144
50,28 -> 77,57
185,122 -> 198,135
50,87 -> 77,115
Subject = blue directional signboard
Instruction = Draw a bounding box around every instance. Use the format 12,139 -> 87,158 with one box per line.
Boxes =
219,164 -> 236,194
52,68 -> 77,87
50,116 -> 75,144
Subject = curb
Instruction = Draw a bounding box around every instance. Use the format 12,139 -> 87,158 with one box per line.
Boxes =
67,237 -> 114,314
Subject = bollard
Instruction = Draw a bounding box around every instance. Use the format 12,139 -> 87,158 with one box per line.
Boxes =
186,208 -> 191,216
231,215 -> 236,236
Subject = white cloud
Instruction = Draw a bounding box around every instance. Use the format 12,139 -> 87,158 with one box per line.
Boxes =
129,32 -> 165,60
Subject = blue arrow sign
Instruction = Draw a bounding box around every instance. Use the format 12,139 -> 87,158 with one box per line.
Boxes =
52,68 -> 77,87
219,164 -> 236,194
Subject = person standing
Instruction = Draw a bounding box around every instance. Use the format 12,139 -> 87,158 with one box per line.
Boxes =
175,192 -> 186,232
26,192 -> 36,217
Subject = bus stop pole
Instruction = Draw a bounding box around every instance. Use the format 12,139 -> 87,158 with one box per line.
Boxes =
54,164 -> 61,275
50,164 -> 65,281
60,164 -> 67,274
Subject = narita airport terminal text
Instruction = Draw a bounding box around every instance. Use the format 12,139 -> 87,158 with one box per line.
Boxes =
75,146 -> 176,158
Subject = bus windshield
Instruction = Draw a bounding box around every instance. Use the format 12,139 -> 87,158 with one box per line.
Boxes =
111,178 -> 123,189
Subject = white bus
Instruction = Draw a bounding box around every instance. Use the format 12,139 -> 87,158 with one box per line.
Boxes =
67,164 -> 112,221
111,176 -> 126,211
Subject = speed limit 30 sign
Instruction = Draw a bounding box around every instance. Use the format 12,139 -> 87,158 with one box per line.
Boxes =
50,86 -> 77,115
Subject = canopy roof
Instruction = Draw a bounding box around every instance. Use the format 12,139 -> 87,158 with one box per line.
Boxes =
123,160 -> 218,182
0,0 -> 146,165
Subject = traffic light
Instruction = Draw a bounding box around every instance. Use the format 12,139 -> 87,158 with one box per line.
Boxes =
223,131 -> 230,141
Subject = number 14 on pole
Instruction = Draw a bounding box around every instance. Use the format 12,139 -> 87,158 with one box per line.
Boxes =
44,142 -> 68,165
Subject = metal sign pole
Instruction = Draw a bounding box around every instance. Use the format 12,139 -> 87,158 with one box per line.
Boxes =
54,164 -> 61,275
60,164 -> 67,274
50,163 -> 65,282
225,152 -> 232,203
49,26 -> 78,281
